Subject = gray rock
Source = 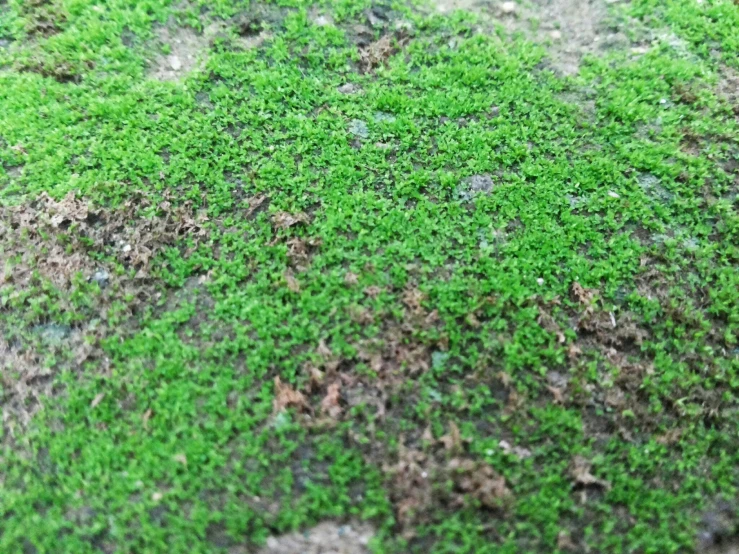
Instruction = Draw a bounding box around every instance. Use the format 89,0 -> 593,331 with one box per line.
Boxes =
348,119 -> 370,139
338,83 -> 362,94
373,111 -> 396,123
638,173 -> 673,203
90,269 -> 110,288
547,371 -> 569,389
458,174 -> 495,201
431,351 -> 449,370
565,194 -> 587,209
35,324 -> 71,344
683,237 -> 700,251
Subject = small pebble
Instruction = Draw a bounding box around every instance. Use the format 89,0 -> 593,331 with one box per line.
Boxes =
337,83 -> 361,94
536,278 -> 545,286
91,269 -> 110,288
168,56 -> 182,71
608,191 -> 620,198
501,1 -> 516,13
550,30 -> 562,40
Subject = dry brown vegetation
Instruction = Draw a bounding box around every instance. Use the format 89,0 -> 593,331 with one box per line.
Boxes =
0,192 -> 209,436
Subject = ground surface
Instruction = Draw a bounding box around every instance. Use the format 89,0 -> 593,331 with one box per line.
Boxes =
0,0 -> 737,552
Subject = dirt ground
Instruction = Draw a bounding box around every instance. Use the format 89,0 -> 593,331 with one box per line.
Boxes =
257,522 -> 375,554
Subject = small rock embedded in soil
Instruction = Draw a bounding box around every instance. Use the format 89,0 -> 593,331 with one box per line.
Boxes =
637,172 -> 673,203
500,1 -> 517,14
458,174 -> 495,201
338,83 -> 362,94
432,351 -> 449,369
35,324 -> 72,344
348,119 -> 370,139
547,371 -> 569,389
90,269 -> 110,288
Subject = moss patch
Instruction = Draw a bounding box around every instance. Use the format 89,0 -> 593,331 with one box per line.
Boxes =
0,0 -> 738,552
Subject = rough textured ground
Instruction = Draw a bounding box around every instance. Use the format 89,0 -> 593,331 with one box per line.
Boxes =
0,0 -> 737,552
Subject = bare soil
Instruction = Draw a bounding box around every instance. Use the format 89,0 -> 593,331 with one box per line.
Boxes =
257,521 -> 375,554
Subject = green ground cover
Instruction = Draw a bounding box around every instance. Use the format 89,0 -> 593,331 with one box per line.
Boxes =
0,0 -> 737,552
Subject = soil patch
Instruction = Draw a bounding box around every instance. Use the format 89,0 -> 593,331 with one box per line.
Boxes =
148,25 -> 210,81
0,192 -> 208,436
431,0 -> 625,75
528,0 -> 615,75
258,521 -> 375,554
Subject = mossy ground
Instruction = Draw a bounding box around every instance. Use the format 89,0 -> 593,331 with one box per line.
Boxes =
0,0 -> 737,552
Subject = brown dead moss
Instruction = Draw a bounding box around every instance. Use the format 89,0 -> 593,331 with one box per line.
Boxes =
0,191 -> 209,435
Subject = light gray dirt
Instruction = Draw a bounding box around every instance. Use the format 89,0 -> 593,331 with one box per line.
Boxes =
148,22 -> 270,81
528,0 -> 613,75
431,0 -> 628,75
148,26 -> 209,81
257,522 -> 375,554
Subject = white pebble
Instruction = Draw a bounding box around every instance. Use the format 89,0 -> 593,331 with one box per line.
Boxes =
608,191 -> 620,199
501,1 -> 516,14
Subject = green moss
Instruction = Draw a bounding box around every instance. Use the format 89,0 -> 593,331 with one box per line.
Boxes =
1,0 -> 738,552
